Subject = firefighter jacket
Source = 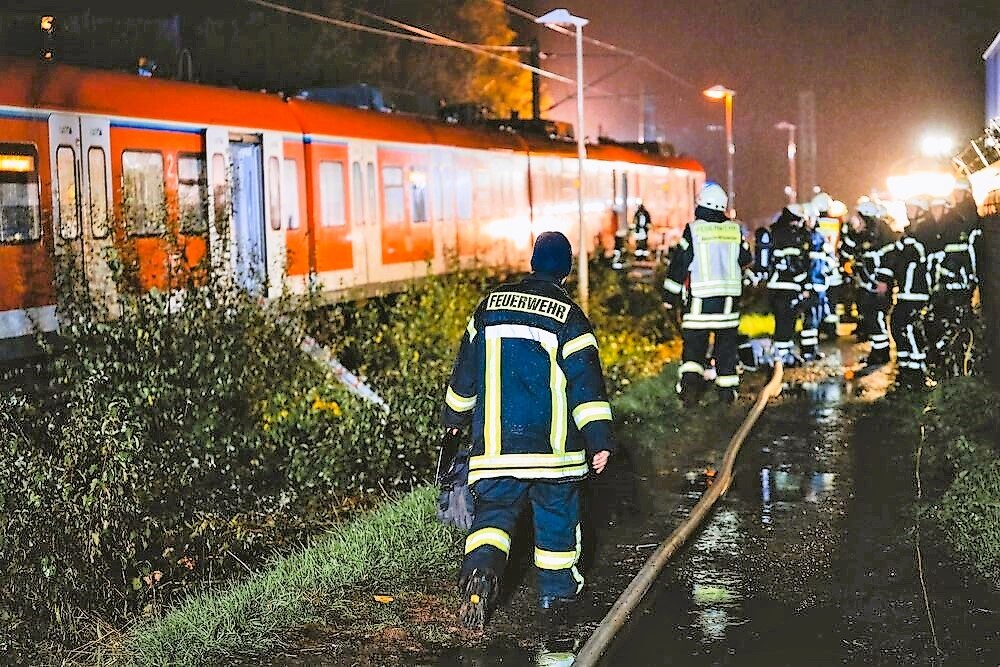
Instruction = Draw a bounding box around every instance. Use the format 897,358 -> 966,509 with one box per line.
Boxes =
854,217 -> 898,292
663,218 -> 752,330
876,216 -> 936,301
442,275 -> 613,485
766,220 -> 810,292
633,205 -> 651,240
934,208 -> 981,294
817,217 -> 844,288
806,227 -> 830,292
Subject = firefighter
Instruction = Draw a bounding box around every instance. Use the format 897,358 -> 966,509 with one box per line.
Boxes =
633,200 -> 652,260
876,196 -> 937,389
925,177 -> 982,377
812,193 -> 845,339
663,183 -> 753,404
443,231 -> 613,629
854,200 -> 897,366
765,204 -> 810,366
801,212 -> 829,361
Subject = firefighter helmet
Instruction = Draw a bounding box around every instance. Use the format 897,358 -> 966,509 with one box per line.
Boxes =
857,201 -> 880,218
811,192 -> 833,214
696,183 -> 729,212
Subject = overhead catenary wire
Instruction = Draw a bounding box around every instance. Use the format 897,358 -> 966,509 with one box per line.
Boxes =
246,0 -> 575,86
492,0 -> 699,91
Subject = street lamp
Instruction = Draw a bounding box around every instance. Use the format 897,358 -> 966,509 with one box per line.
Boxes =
703,84 -> 736,216
536,8 -> 590,311
775,121 -> 797,203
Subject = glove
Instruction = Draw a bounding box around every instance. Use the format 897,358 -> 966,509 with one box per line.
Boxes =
436,431 -> 475,531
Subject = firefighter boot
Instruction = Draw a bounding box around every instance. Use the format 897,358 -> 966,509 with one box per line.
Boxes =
458,568 -> 498,630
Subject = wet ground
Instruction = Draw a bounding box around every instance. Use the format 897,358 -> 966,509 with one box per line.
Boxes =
268,341 -> 1000,665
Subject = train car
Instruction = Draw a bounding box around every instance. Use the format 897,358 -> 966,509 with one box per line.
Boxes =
0,57 -> 704,358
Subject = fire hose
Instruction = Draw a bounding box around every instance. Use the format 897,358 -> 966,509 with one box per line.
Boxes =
573,361 -> 785,666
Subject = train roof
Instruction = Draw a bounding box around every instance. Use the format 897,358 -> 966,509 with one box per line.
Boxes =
0,57 -> 703,173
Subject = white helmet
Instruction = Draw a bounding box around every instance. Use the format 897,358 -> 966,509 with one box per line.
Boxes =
811,192 -> 833,214
787,203 -> 805,218
829,200 -> 849,218
906,195 -> 931,212
696,182 -> 729,212
857,201 -> 880,218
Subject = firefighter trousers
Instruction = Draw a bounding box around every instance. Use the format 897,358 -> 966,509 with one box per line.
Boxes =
891,300 -> 927,379
800,289 -> 826,355
678,296 -> 740,395
461,478 -> 583,600
769,289 -> 800,360
858,289 -> 891,365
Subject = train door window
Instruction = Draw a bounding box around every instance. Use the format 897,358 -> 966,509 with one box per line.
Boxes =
122,150 -> 165,236
456,169 -> 472,221
178,153 -> 208,235
56,146 -> 80,239
0,144 -> 41,243
382,165 -> 405,224
282,158 -> 300,230
87,148 -> 109,239
430,168 -> 443,222
351,161 -> 364,224
409,167 -> 428,223
211,153 -> 228,224
366,162 -> 377,222
440,166 -> 454,221
319,161 -> 346,227
267,156 -> 281,231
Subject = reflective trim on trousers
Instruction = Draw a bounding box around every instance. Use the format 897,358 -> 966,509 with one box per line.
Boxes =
465,527 -> 511,556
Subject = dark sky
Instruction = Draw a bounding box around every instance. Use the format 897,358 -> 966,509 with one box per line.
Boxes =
530,0 -> 1000,222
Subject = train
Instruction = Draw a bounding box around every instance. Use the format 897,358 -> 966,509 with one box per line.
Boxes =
0,57 -> 705,358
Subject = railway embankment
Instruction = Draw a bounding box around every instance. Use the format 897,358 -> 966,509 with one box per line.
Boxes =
0,261 -> 673,664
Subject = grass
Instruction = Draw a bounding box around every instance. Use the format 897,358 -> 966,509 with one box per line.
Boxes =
109,486 -> 457,665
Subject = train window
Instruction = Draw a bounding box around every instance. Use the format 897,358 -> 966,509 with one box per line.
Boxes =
267,156 -> 281,231
409,167 -> 428,223
56,146 -> 80,240
366,162 -> 377,223
475,170 -> 492,217
282,158 -> 300,230
440,167 -> 454,221
178,153 -> 208,235
211,153 -> 229,225
351,161 -> 364,224
319,160 -> 346,227
122,150 -> 165,236
430,169 -> 443,221
87,148 -> 109,239
382,165 -> 405,224
0,144 -> 41,243
456,170 -> 472,221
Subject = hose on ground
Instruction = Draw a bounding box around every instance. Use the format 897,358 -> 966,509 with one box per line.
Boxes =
573,362 -> 785,667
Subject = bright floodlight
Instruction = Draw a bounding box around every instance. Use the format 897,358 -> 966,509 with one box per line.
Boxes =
886,171 -> 956,200
535,8 -> 589,27
920,134 -> 955,158
703,84 -> 734,100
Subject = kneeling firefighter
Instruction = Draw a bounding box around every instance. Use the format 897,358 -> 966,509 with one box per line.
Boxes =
442,231 -> 613,629
663,183 -> 753,404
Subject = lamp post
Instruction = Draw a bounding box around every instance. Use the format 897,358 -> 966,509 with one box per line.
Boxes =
775,121 -> 797,203
537,8 -> 590,311
703,84 -> 736,216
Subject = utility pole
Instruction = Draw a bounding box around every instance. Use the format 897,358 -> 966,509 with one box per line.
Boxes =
775,121 -> 797,203
530,39 -> 541,120
798,91 -> 817,199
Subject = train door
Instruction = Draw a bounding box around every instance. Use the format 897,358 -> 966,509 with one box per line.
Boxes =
431,147 -> 457,273
348,141 -> 380,285
204,127 -> 229,275
48,113 -> 118,311
261,132 -> 286,298
228,136 -> 266,292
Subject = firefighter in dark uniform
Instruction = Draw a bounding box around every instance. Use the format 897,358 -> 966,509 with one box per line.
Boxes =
801,212 -> 829,360
854,200 -> 898,366
443,232 -> 613,629
876,196 -> 937,389
926,177 -> 982,377
766,204 -> 810,366
663,183 -> 753,404
633,201 -> 652,260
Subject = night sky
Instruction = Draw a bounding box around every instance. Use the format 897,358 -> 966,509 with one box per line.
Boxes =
530,0 -> 1000,222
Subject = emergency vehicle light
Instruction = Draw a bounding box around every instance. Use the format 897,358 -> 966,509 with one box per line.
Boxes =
0,154 -> 35,173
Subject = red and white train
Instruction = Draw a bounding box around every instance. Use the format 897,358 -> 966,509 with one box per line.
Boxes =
0,57 -> 704,357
